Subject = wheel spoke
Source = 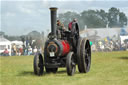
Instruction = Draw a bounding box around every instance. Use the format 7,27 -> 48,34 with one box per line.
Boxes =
71,61 -> 75,66
84,45 -> 91,68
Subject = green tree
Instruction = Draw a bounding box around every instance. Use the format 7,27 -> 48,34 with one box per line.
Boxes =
58,7 -> 127,29
119,12 -> 127,27
81,10 -> 107,28
108,7 -> 120,27
108,7 -> 127,27
27,31 -> 41,40
97,9 -> 108,27
0,31 -> 5,36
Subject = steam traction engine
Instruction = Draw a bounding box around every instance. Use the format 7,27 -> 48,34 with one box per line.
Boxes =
33,7 -> 91,76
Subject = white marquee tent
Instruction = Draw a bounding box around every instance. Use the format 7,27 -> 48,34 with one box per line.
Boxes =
0,36 -> 11,56
11,40 -> 23,46
120,35 -> 128,44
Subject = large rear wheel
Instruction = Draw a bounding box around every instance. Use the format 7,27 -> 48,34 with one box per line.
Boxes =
81,38 -> 91,73
77,37 -> 83,73
77,38 -> 91,73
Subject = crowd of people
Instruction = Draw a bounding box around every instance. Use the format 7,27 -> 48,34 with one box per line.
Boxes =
11,44 -> 42,56
91,39 -> 128,52
1,44 -> 42,56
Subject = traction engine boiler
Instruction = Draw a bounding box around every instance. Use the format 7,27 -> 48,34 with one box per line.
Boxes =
33,7 -> 91,76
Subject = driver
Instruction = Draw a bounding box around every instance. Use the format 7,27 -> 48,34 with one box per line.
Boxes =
56,20 -> 65,39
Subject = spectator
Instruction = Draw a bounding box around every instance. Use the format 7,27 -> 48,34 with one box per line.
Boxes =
24,48 -> 27,55
33,46 -> 37,55
12,44 -> 17,56
3,48 -> 9,56
17,46 -> 23,56
28,46 -> 32,55
38,47 -> 42,53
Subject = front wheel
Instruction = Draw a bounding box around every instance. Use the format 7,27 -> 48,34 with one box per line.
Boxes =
66,52 -> 76,76
33,53 -> 44,76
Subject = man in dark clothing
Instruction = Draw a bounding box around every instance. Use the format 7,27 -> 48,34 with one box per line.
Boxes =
68,18 -> 77,31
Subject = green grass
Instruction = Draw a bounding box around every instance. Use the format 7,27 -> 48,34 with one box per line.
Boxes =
0,51 -> 128,85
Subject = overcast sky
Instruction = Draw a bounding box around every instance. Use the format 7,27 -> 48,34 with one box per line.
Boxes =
0,0 -> 128,36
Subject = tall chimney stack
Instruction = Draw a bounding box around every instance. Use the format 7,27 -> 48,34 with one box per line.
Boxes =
49,7 -> 58,39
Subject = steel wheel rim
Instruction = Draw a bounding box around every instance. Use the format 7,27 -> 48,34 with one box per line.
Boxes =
85,41 -> 91,70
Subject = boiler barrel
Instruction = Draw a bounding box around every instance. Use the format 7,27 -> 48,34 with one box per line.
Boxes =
45,40 -> 71,57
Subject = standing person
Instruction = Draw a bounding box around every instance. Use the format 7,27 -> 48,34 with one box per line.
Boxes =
68,18 -> 78,38
57,20 -> 66,31
56,20 -> 65,39
38,47 -> 42,53
56,20 -> 62,39
22,45 -> 25,55
28,46 -> 32,55
19,46 -> 23,56
33,46 -> 37,55
12,44 -> 17,56
17,47 -> 20,56
57,20 -> 62,30
68,18 -> 77,31
24,47 -> 27,55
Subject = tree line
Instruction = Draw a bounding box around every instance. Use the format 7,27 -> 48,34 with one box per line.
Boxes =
58,7 -> 127,30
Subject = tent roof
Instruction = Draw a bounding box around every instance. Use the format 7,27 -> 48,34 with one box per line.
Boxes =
0,36 -> 10,42
11,40 -> 23,45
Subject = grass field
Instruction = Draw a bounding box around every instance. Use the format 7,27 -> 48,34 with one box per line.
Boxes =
0,51 -> 128,85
